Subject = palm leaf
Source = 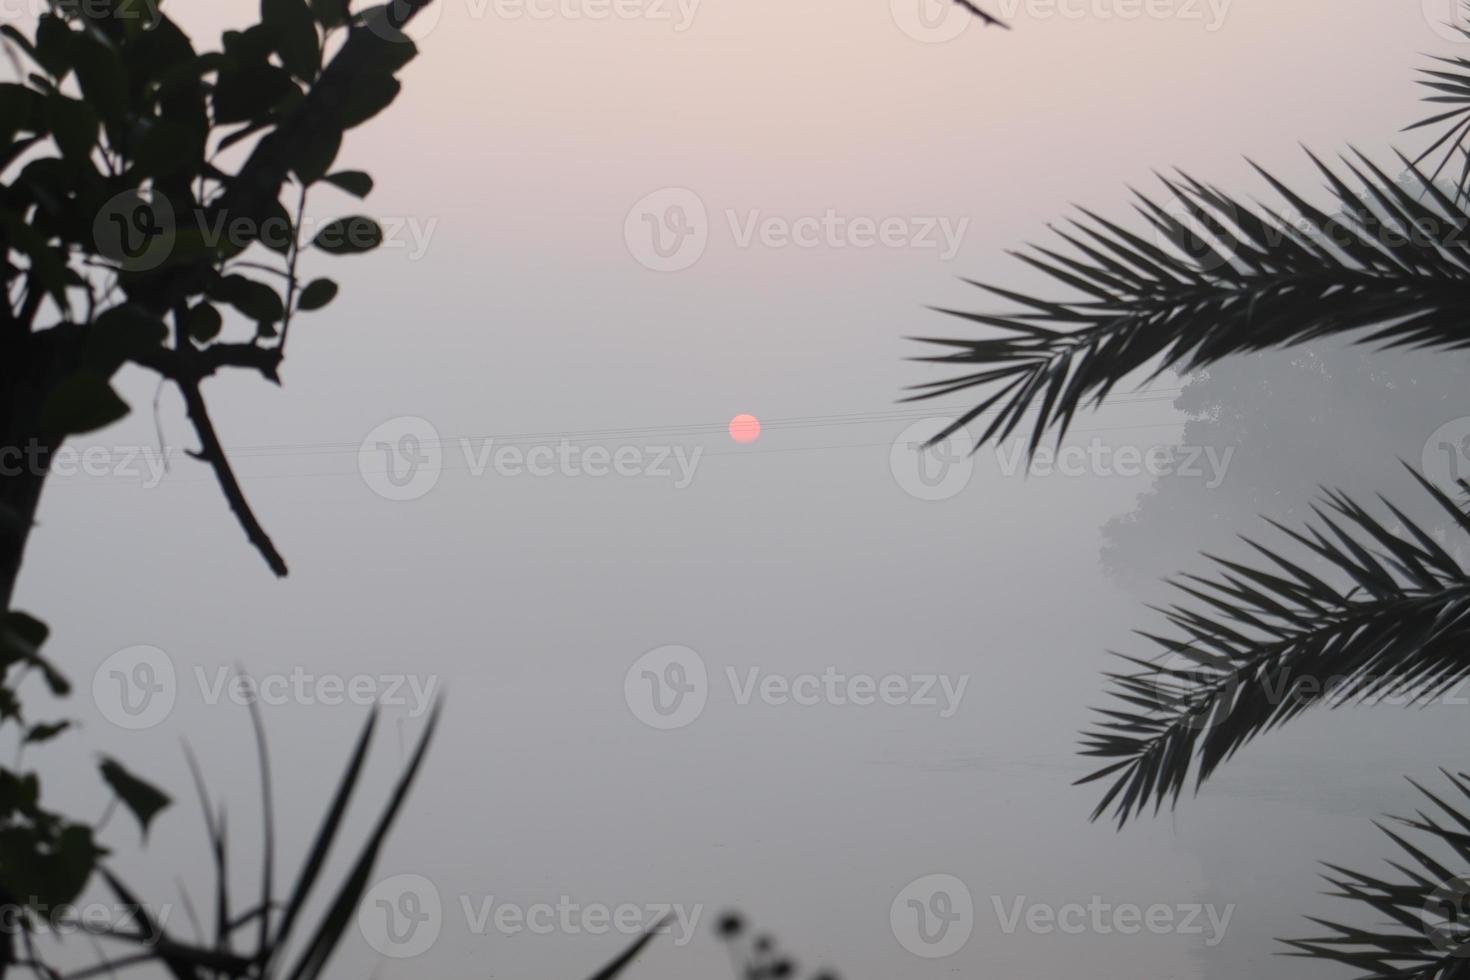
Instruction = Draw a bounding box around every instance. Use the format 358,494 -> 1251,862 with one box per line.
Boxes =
1080,470 -> 1470,826
907,154 -> 1470,452
1285,770 -> 1470,978
1408,1 -> 1470,197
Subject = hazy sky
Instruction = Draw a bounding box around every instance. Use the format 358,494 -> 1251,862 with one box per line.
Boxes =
17,1 -> 1470,977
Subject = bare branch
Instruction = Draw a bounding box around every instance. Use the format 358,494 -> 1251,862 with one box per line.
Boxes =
176,374 -> 288,577
130,343 -> 283,385
168,306 -> 288,577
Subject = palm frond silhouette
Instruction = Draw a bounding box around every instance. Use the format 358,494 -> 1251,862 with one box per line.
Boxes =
1079,471 -> 1470,827
905,15 -> 1470,974
907,154 -> 1470,458
1285,771 -> 1470,978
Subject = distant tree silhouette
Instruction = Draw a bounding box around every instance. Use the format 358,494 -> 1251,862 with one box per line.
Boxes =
1100,342 -> 1468,592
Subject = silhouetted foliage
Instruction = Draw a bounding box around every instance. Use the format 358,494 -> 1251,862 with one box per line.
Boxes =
1284,771 -> 1470,977
905,4 -> 1470,975
0,0 -> 434,974
713,913 -> 840,980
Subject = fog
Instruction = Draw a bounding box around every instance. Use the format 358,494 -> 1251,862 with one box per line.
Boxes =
16,1 -> 1470,977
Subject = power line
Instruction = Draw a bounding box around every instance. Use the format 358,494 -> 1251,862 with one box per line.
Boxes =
45,415 -> 1194,490
178,387 -> 1186,463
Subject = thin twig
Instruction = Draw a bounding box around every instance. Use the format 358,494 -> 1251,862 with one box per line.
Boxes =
176,375 -> 288,576
278,185 -> 308,354
171,305 -> 288,577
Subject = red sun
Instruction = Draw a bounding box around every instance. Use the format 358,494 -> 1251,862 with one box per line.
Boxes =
728,414 -> 761,444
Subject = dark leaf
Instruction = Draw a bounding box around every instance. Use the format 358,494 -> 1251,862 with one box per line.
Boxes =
290,125 -> 342,185
322,170 -> 372,198
311,216 -> 382,255
353,7 -> 419,74
25,721 -> 71,744
70,30 -> 127,131
33,15 -> 73,78
263,0 -> 321,80
310,0 -> 351,27
40,372 -> 129,436
186,302 -> 223,343
296,277 -> 338,311
337,74 -> 400,129
212,62 -> 299,125
0,823 -> 101,907
132,117 -> 205,178
42,91 -> 97,161
210,274 -> 285,322
99,757 -> 171,840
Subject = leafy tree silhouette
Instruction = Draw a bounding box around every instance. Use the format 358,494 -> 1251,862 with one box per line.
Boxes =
0,1 -> 469,976
1100,340 -> 1469,593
